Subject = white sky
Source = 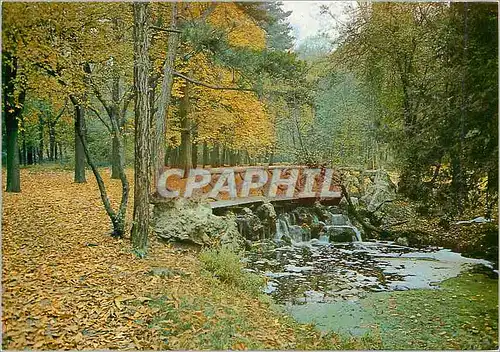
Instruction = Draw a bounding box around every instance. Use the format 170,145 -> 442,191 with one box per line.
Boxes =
281,1 -> 354,46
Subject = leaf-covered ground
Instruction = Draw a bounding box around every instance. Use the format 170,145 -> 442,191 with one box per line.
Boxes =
2,167 -> 379,350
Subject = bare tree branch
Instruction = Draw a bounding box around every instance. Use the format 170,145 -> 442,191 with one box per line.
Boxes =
150,25 -> 182,33
88,106 -> 112,133
173,71 -> 255,92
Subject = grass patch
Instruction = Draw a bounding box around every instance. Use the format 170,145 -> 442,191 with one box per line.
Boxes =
143,248 -> 383,350
362,271 -> 498,350
147,291 -> 383,350
199,247 -> 265,296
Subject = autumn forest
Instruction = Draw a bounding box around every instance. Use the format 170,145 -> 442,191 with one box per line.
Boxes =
2,2 -> 498,350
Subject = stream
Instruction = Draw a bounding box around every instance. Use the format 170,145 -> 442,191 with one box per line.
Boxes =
242,206 -> 494,336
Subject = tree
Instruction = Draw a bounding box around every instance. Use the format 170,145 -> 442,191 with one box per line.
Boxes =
260,2 -> 294,52
131,2 -> 151,255
334,2 -> 497,216
153,2 -> 180,181
2,53 -> 24,192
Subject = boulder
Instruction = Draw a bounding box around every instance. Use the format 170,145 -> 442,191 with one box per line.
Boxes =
255,202 -> 277,238
339,196 -> 359,209
395,236 -> 409,247
152,199 -> 244,249
323,225 -> 356,242
236,208 -> 263,241
360,169 -> 397,212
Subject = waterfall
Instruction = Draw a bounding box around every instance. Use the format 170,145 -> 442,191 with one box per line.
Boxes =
275,217 -> 290,241
325,211 -> 363,242
248,204 -> 363,245
352,227 -> 362,242
311,214 -> 319,224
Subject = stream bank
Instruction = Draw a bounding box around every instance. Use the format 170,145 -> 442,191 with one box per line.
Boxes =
151,169 -> 498,349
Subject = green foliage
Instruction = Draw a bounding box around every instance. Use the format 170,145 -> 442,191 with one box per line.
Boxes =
199,247 -> 265,296
336,2 -> 498,216
260,1 -> 294,52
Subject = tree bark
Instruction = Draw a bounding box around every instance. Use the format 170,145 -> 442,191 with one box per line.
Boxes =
27,146 -> 34,165
211,143 -> 220,167
111,75 -> 122,179
3,53 -> 24,192
110,135 -> 121,178
202,142 -> 209,167
192,142 -> 198,168
131,1 -> 151,255
154,2 -> 180,180
21,127 -> 27,166
179,80 -> 192,175
72,97 -> 87,183
59,142 -> 64,162
49,124 -> 56,161
38,115 -> 44,163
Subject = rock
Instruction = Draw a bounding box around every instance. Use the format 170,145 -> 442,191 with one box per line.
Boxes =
152,198 -> 244,249
292,207 -> 314,226
329,213 -> 350,226
455,216 -> 492,225
236,207 -> 263,241
313,202 -> 333,222
288,224 -> 304,242
395,236 -> 409,247
360,169 -> 397,212
324,225 -> 356,242
310,222 -> 325,239
339,196 -> 359,209
255,202 -> 277,238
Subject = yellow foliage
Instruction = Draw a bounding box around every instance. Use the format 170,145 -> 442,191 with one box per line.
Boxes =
169,51 -> 274,155
209,3 -> 266,50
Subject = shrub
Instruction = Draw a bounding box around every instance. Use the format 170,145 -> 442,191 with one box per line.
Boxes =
199,247 -> 265,296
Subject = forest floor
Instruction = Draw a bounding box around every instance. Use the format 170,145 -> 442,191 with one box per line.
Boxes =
2,167 -> 497,350
1,167 -> 379,350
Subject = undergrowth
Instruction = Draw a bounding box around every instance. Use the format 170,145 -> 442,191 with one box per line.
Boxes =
199,247 -> 265,296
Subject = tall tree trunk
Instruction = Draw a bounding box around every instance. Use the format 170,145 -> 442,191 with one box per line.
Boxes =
27,145 -> 34,165
49,124 -> 56,161
179,81 -> 192,175
111,135 -> 121,179
72,97 -> 87,183
38,115 -> 44,163
59,142 -> 64,163
211,143 -> 220,167
75,105 -> 129,239
202,142 -> 209,167
154,2 -> 180,180
169,147 -> 179,167
221,146 -> 227,166
20,119 -> 27,166
131,1 -> 151,255
111,76 -> 122,179
236,150 -> 241,166
3,53 -> 24,192
5,106 -> 22,191
192,141 -> 198,168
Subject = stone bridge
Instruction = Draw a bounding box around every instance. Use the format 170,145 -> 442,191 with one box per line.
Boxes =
155,165 -> 343,210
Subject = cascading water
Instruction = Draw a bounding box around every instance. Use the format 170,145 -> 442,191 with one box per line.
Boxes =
275,217 -> 290,241
274,207 -> 362,244
325,213 -> 363,242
